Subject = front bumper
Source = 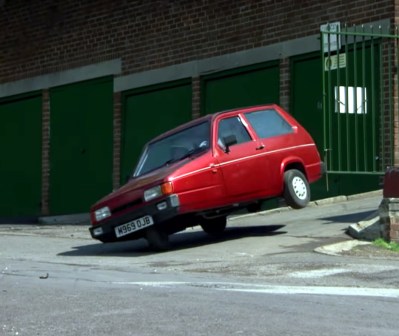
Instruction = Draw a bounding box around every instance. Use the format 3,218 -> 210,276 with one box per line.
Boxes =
89,195 -> 180,243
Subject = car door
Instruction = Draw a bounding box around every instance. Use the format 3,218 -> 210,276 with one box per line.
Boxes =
243,108 -> 296,194
214,115 -> 268,201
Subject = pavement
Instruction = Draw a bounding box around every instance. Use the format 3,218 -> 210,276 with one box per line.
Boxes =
315,239 -> 373,256
230,189 -> 390,258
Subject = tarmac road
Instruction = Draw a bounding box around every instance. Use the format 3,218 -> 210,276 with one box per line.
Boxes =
2,190 -> 399,336
0,190 -> 397,289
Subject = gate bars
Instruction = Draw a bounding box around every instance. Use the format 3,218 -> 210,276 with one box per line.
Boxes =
321,23 -> 398,175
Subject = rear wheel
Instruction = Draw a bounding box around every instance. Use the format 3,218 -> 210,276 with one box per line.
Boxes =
283,169 -> 310,209
200,216 -> 227,237
145,228 -> 170,251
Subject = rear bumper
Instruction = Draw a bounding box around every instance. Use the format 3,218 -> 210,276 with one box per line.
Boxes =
89,195 -> 180,243
307,161 -> 326,183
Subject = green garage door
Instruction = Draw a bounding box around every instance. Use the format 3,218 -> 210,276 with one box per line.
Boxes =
291,53 -> 380,199
291,54 -> 324,153
0,94 -> 42,216
121,81 -> 192,183
50,78 -> 113,215
202,62 -> 279,114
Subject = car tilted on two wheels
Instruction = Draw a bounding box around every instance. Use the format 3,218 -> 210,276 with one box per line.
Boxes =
89,104 -> 324,250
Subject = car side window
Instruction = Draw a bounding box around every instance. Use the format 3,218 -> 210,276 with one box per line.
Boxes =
245,109 -> 293,139
218,116 -> 252,148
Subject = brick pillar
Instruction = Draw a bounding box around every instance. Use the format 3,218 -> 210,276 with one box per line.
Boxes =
379,198 -> 399,242
113,92 -> 122,190
379,167 -> 399,242
192,76 -> 201,119
279,58 -> 290,111
41,89 -> 50,215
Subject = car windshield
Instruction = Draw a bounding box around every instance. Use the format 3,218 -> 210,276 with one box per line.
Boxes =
133,121 -> 210,177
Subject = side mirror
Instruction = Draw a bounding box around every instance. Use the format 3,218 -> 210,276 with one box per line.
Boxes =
222,134 -> 237,153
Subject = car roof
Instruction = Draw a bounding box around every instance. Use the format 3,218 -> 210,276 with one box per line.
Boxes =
148,104 -> 280,144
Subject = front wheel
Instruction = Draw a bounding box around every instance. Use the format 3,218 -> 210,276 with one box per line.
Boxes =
200,216 -> 227,237
283,169 -> 310,209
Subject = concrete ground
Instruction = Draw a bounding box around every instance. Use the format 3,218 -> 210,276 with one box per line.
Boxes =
2,189 -> 395,259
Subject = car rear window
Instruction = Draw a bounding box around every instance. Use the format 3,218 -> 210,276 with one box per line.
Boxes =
245,109 -> 293,139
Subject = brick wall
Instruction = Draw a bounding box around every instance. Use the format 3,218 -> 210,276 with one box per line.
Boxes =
0,0 -> 394,83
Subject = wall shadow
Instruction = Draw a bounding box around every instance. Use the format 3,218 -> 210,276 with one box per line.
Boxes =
321,209 -> 376,224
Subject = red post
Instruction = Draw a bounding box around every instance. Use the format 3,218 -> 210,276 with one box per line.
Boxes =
383,167 -> 399,198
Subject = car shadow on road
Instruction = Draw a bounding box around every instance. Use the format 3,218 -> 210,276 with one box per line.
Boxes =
57,224 -> 286,257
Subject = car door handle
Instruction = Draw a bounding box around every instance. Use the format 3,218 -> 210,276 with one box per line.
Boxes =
209,163 -> 218,173
256,144 -> 265,150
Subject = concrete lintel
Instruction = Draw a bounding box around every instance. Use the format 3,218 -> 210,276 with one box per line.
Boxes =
0,59 -> 122,99
114,61 -> 198,92
115,34 -> 320,92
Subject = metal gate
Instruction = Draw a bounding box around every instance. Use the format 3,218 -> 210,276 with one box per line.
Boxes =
321,23 -> 398,179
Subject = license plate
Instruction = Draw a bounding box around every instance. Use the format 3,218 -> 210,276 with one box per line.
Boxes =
114,215 -> 154,238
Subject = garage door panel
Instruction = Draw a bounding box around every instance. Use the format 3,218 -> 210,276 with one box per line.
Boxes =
50,78 -> 113,215
121,82 -> 192,182
0,95 -> 42,216
203,63 -> 279,114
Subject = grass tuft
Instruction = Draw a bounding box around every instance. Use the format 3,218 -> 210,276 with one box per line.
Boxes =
373,238 -> 399,252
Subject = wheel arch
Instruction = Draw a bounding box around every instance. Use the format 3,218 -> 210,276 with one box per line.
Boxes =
281,158 -> 308,179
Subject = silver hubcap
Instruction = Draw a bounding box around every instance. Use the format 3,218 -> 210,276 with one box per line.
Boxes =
292,176 -> 307,200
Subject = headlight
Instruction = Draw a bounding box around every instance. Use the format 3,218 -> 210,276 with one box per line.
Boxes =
94,206 -> 111,221
144,186 -> 162,202
144,182 -> 173,202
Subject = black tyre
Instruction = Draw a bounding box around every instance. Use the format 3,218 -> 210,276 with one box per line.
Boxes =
200,216 -> 227,237
145,228 -> 170,251
283,169 -> 310,209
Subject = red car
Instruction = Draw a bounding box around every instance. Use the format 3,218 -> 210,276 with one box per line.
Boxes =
90,104 -> 324,250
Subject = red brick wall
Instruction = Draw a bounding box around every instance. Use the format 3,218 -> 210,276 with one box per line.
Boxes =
0,0 -> 394,83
